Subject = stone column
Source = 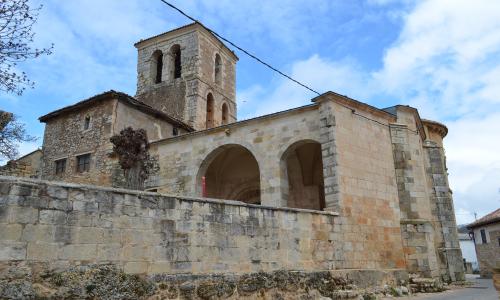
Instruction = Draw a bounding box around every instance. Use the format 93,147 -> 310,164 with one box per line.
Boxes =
424,139 -> 465,282
390,123 -> 440,278
318,100 -> 340,212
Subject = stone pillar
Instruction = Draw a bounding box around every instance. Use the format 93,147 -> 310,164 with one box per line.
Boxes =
259,159 -> 284,208
424,138 -> 465,282
390,123 -> 440,278
318,100 -> 340,212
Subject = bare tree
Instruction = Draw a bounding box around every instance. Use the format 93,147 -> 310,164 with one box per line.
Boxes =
1,0 -> 53,95
0,110 -> 36,160
110,127 -> 156,190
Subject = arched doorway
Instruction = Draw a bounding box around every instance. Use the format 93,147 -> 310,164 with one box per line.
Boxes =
281,140 -> 325,210
197,144 -> 261,204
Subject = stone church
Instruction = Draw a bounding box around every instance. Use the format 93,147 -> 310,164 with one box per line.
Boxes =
2,22 -> 465,284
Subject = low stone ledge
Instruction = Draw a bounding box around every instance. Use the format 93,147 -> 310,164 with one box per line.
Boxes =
0,175 -> 339,217
0,262 -> 408,300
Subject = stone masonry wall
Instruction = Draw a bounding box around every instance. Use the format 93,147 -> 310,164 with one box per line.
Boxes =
472,224 -> 500,278
41,100 -> 116,186
152,105 -> 322,208
0,176 -> 338,276
389,108 -> 441,278
41,98 -> 178,189
0,150 -> 42,179
329,99 -> 405,271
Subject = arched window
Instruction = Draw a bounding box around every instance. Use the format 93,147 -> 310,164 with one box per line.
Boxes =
170,44 -> 181,79
151,50 -> 163,84
221,103 -> 228,125
206,93 -> 214,129
214,53 -> 222,84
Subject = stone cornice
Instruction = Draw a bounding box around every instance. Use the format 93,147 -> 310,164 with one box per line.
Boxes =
422,119 -> 448,138
312,91 -> 397,122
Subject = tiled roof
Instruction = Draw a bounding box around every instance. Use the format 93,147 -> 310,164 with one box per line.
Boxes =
467,208 -> 500,229
39,90 -> 193,132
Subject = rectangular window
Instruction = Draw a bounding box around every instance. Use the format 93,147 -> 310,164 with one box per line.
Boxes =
76,154 -> 91,173
55,159 -> 66,175
84,116 -> 91,130
172,127 -> 179,136
480,229 -> 487,244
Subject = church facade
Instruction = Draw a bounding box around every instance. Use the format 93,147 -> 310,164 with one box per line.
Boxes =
6,23 -> 464,282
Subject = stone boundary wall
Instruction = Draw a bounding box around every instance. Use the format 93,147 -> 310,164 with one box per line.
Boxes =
0,176 -> 338,276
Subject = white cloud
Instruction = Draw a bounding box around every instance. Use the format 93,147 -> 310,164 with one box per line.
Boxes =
374,0 -> 500,118
238,55 -> 372,118
244,0 -> 500,220
375,0 -> 500,222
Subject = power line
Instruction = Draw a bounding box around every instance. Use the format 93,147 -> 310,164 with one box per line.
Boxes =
159,0 -> 320,96
158,0 -> 420,136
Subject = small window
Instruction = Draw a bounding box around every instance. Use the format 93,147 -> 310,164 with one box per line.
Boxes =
172,127 -> 179,136
480,229 -> 487,244
171,44 -> 181,79
498,237 -> 500,247
84,116 -> 91,130
76,154 -> 91,173
214,53 -> 222,84
151,50 -> 163,84
206,93 -> 214,129
55,159 -> 66,175
221,103 -> 228,125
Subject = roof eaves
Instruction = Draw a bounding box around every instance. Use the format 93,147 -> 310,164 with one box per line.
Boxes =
312,91 -> 397,120
38,90 -> 194,132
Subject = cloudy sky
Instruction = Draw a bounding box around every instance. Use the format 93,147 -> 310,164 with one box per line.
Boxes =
1,0 -> 499,224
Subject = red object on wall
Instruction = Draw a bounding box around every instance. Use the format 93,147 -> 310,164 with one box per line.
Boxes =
202,176 -> 207,197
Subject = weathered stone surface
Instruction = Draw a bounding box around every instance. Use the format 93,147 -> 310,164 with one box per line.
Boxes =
0,176 -> 338,276
0,263 -> 409,300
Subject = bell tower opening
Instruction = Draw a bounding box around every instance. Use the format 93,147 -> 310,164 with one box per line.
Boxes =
134,23 -> 239,130
171,44 -> 181,79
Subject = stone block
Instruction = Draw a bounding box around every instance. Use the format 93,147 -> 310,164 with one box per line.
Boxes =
122,245 -> 150,261
124,261 -> 149,274
0,241 -> 26,260
74,227 -> 105,244
97,243 -> 122,261
7,206 -> 38,224
46,185 -> 68,200
0,224 -> 22,241
121,229 -> 153,245
67,211 -> 94,227
21,224 -> 55,242
39,210 -> 68,225
59,244 -> 97,260
27,242 -> 59,260
9,184 -> 34,197
102,228 -> 122,243
148,261 -> 171,274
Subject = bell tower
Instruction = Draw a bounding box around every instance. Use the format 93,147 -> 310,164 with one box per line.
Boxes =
134,23 -> 238,130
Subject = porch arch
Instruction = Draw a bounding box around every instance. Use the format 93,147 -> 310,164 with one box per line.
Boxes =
196,144 -> 261,204
280,139 -> 325,210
